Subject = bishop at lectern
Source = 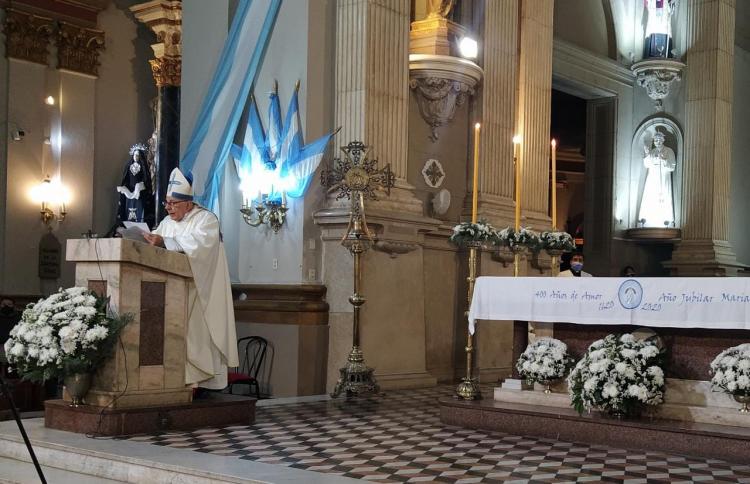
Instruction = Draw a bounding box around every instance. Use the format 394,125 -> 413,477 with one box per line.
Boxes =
144,168 -> 239,389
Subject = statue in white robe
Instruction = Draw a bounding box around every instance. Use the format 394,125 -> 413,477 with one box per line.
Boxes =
638,131 -> 676,227
145,168 -> 239,389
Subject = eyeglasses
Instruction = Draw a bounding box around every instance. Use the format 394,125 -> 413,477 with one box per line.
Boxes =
162,200 -> 189,208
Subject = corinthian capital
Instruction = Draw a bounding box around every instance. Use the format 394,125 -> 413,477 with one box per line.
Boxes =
57,21 -> 105,76
131,1 -> 182,87
3,8 -> 54,65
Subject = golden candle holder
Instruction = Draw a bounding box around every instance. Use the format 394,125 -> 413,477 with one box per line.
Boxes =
455,240 -> 482,400
322,141 -> 395,399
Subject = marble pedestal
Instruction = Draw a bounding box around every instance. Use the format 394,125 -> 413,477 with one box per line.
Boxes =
65,238 -> 194,409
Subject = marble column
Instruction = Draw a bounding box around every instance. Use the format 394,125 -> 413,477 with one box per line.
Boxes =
472,0 -> 519,226
665,0 -> 743,276
316,0 -> 438,392
334,0 -> 421,213
515,0 -> 554,230
131,1 -> 182,224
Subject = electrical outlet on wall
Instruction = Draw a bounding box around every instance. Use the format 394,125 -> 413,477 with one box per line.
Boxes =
308,239 -> 316,250
308,268 -> 316,280
272,258 -> 278,270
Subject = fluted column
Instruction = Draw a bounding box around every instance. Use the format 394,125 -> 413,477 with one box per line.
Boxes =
472,0 -> 519,225
516,0 -> 554,229
665,0 -> 743,275
335,0 -> 421,213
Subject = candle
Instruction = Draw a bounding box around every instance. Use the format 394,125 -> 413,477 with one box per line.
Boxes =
513,135 -> 522,231
471,123 -> 481,223
551,139 -> 557,230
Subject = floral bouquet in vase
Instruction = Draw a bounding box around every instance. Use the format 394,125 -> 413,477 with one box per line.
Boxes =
710,344 -> 750,412
540,231 -> 575,254
3,287 -> 131,404
516,337 -> 575,393
495,226 -> 541,253
567,334 -> 665,417
449,220 -> 497,248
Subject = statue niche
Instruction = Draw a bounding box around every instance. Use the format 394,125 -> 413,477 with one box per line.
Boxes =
627,118 -> 683,240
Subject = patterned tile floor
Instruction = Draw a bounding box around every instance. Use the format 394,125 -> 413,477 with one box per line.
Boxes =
127,386 -> 750,483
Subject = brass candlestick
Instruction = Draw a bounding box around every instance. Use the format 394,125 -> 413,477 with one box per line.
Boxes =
455,240 -> 482,400
322,141 -> 395,399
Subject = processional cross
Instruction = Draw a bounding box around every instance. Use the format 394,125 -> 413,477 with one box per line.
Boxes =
321,141 -> 395,398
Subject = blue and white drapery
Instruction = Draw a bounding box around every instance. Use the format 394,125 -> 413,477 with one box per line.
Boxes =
179,0 -> 283,213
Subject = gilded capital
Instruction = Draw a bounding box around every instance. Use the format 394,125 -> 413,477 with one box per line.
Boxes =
3,8 -> 54,65
149,55 -> 181,87
56,21 -> 105,76
131,1 -> 182,87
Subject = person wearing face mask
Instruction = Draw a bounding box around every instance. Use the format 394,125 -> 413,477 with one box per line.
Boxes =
558,252 -> 592,277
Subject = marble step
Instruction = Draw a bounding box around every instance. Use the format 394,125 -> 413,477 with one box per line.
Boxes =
440,396 -> 750,464
495,379 -> 750,428
0,455 -> 124,484
0,419 -> 361,484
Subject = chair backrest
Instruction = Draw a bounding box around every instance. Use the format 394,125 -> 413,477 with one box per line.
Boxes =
236,336 -> 268,380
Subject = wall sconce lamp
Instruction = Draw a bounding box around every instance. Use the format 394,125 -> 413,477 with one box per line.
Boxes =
240,196 -> 288,233
45,95 -> 55,106
31,176 -> 69,225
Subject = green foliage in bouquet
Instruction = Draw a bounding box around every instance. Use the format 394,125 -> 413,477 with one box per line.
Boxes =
449,220 -> 498,247
3,287 -> 132,382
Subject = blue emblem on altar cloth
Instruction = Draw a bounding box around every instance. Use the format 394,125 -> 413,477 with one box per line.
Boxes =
618,279 -> 643,309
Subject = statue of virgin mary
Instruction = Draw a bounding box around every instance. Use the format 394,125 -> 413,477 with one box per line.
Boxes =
116,143 -> 155,227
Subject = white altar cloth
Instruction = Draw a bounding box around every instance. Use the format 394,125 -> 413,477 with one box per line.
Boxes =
468,276 -> 750,334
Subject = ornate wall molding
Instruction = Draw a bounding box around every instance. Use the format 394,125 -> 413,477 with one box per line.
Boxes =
3,8 -> 54,65
130,1 -> 182,87
56,21 -> 105,76
409,54 -> 482,141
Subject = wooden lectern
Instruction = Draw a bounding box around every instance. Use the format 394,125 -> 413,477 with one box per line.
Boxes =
65,238 -> 193,407
45,238 -> 256,436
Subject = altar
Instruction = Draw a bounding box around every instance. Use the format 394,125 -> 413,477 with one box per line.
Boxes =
440,276 -> 750,463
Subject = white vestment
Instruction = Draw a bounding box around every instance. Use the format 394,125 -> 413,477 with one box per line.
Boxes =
557,269 -> 592,278
154,206 -> 239,389
638,146 -> 676,227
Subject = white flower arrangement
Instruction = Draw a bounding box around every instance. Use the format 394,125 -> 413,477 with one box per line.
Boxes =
495,226 -> 541,251
567,333 -> 665,416
540,230 -> 575,252
710,344 -> 750,396
516,337 -> 575,385
3,287 -> 131,382
449,220 -> 498,247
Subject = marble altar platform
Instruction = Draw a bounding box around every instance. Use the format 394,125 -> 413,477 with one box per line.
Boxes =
0,419 -> 359,483
439,393 -> 750,464
50,238 -> 256,436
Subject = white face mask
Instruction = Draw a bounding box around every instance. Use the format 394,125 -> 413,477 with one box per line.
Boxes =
571,261 -> 584,272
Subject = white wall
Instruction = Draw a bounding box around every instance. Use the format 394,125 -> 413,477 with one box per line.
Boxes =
94,2 -> 157,236
554,0 -> 613,60
181,0 -> 335,284
0,3 -> 156,295
180,0 -> 229,155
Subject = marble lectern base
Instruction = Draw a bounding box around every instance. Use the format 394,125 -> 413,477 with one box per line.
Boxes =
44,393 -> 256,436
